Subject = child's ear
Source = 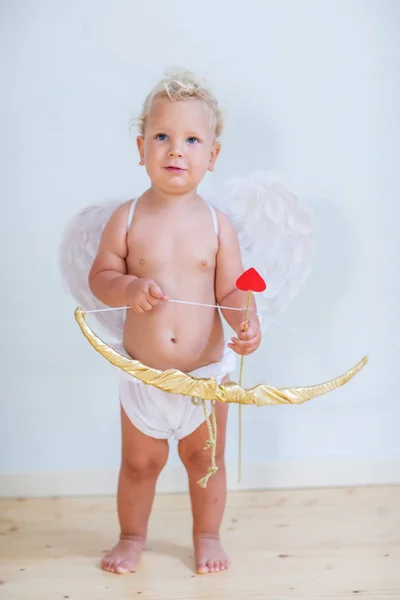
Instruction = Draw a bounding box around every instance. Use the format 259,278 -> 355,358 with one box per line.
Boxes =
208,142 -> 221,172
137,136 -> 145,165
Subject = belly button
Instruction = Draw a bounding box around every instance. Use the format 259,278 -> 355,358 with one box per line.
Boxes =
201,259 -> 208,267
171,337 -> 176,344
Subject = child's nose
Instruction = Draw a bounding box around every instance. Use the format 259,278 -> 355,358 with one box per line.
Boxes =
168,149 -> 184,158
168,143 -> 184,158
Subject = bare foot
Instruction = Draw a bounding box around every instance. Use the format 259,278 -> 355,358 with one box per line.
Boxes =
194,534 -> 230,574
100,537 -> 145,574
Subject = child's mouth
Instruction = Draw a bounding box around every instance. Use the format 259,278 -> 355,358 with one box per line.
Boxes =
165,166 -> 185,173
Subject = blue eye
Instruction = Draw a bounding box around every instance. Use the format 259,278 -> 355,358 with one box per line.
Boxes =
187,137 -> 199,144
156,133 -> 167,141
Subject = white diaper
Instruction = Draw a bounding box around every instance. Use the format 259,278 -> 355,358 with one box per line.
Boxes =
118,345 -> 237,440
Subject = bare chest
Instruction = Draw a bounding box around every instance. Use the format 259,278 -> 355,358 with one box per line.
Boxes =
126,215 -> 218,277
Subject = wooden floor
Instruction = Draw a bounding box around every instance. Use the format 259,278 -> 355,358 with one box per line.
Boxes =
0,485 -> 399,599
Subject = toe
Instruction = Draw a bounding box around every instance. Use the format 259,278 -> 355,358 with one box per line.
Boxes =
115,565 -> 128,574
109,561 -> 119,573
206,559 -> 216,572
101,557 -> 111,571
116,559 -> 135,574
196,561 -> 209,575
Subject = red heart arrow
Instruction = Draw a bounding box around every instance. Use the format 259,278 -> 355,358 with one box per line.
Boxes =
235,267 -> 266,484
236,268 -> 266,292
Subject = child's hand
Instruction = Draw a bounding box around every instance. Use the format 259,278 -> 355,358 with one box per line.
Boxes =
125,278 -> 169,314
227,320 -> 261,356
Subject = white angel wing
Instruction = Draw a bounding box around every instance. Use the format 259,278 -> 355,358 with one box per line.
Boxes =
58,200 -> 126,341
207,171 -> 316,330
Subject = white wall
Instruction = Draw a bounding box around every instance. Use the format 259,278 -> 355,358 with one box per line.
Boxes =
1,0 -> 399,497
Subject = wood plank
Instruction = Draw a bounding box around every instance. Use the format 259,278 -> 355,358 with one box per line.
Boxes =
0,486 -> 399,599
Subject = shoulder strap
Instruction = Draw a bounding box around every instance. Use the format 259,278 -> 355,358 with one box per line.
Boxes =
208,204 -> 219,237
126,198 -> 138,234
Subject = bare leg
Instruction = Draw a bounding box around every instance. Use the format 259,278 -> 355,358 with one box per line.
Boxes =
178,394 -> 229,575
101,406 -> 169,574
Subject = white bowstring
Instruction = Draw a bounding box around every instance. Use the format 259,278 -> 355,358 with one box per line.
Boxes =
84,299 -> 245,314
83,299 -> 306,335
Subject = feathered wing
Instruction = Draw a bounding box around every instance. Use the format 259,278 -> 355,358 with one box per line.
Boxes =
207,172 -> 317,331
58,200 -> 126,341
59,172 -> 315,339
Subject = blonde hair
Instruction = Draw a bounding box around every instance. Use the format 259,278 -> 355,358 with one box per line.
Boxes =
135,69 -> 223,139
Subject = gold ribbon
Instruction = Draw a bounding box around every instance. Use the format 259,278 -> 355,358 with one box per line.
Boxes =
75,307 -> 367,405
74,307 -> 367,483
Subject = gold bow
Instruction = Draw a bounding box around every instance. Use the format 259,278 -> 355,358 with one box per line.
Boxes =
74,307 -> 367,484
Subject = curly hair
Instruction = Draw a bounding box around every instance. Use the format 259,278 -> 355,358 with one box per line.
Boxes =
135,68 -> 223,139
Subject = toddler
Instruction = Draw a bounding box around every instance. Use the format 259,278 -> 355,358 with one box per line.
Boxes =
88,70 -> 261,575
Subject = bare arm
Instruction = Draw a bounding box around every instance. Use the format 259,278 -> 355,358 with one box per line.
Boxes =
88,202 -> 137,307
215,210 -> 261,355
